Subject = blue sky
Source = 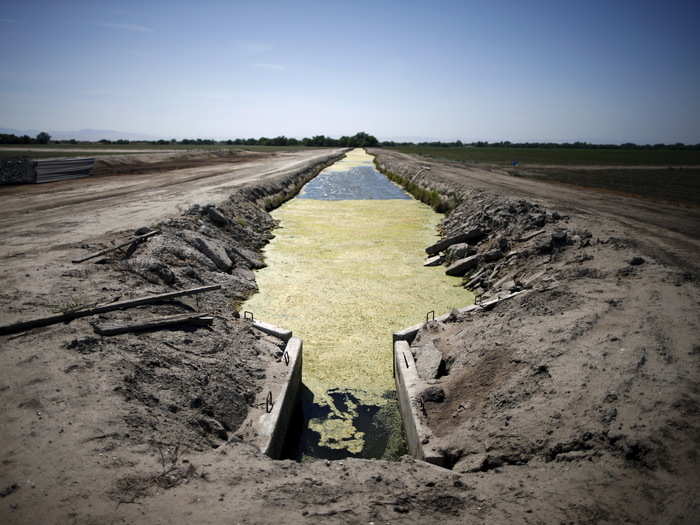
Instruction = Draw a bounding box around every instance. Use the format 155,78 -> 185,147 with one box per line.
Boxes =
1,0 -> 698,142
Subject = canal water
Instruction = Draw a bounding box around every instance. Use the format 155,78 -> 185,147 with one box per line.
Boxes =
243,148 -> 472,461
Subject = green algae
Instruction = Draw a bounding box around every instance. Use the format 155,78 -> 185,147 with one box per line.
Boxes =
243,150 -> 474,456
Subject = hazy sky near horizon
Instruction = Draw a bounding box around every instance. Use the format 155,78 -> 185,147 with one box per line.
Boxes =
1,0 -> 698,143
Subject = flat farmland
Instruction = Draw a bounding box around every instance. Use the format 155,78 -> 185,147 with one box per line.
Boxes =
392,145 -> 700,166
511,167 -> 700,206
390,146 -> 700,206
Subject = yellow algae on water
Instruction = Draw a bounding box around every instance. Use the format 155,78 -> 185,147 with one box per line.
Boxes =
318,147 -> 375,171
243,150 -> 474,456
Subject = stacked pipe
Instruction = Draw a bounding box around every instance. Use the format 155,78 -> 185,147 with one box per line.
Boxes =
34,158 -> 95,183
0,158 -> 35,184
0,157 -> 96,185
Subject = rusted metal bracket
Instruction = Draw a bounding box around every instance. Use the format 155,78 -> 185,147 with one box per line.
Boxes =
265,391 -> 273,413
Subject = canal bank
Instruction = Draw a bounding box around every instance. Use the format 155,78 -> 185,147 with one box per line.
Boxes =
243,148 -> 473,461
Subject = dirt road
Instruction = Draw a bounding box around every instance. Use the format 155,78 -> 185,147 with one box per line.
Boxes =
0,149 -> 343,266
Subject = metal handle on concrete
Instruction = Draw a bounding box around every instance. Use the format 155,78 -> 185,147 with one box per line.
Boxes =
244,311 -> 254,321
426,310 -> 435,322
403,352 -> 410,369
266,391 -> 273,413
283,350 -> 290,366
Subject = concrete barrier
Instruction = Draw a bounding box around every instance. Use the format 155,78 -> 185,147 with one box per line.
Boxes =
253,319 -> 293,342
392,303 -> 483,346
256,336 -> 303,458
394,340 -> 445,465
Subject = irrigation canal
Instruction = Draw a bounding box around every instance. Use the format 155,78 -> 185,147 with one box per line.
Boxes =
243,148 -> 472,460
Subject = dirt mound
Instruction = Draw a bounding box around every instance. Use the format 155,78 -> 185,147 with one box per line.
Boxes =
92,149 -> 262,177
377,149 -> 700,522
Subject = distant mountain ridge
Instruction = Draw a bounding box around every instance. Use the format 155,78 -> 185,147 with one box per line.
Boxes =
0,128 -> 158,141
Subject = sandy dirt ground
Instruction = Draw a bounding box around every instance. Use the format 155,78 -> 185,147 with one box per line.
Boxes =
373,149 -> 700,523
0,149 -> 341,277
1,147 -> 699,524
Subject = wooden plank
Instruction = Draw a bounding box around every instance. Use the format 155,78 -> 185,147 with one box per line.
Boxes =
0,284 -> 221,336
423,255 -> 443,267
518,229 -> 545,242
465,268 -> 486,288
94,313 -> 213,336
72,231 -> 160,263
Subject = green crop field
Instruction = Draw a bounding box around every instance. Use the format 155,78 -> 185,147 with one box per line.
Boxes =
516,167 -> 700,206
390,146 -> 700,166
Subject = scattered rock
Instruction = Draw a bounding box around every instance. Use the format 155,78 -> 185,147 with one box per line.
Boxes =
454,453 -> 488,473
134,226 -> 153,236
0,484 -> 19,498
500,279 -> 517,292
422,386 -> 446,403
145,260 -> 177,285
534,237 -> 552,254
446,255 -> 480,277
413,342 -> 443,380
186,204 -> 202,215
629,256 -> 645,266
529,214 -> 546,228
64,337 -> 101,354
482,248 -> 503,263
600,407 -> 618,424
426,228 -> 487,256
227,245 -> 266,270
185,234 -> 233,272
445,243 -> 475,262
551,230 -> 568,247
196,417 -> 228,440
205,206 -> 230,227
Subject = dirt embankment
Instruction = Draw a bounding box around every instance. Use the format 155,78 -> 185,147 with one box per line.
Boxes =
91,150 -> 262,177
374,149 -> 700,523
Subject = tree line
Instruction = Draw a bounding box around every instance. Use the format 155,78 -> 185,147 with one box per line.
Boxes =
1,131 -> 698,150
170,131 -> 380,147
380,140 -> 700,150
0,131 -> 379,148
0,131 -> 51,145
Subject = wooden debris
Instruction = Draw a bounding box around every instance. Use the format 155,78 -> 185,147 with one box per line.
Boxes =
517,229 -> 545,242
0,284 -> 221,336
465,268 -> 486,288
426,228 -> 487,256
522,270 -> 547,287
423,254 -> 443,267
488,263 -> 503,281
93,313 -> 213,336
479,290 -> 527,310
72,231 -> 160,263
